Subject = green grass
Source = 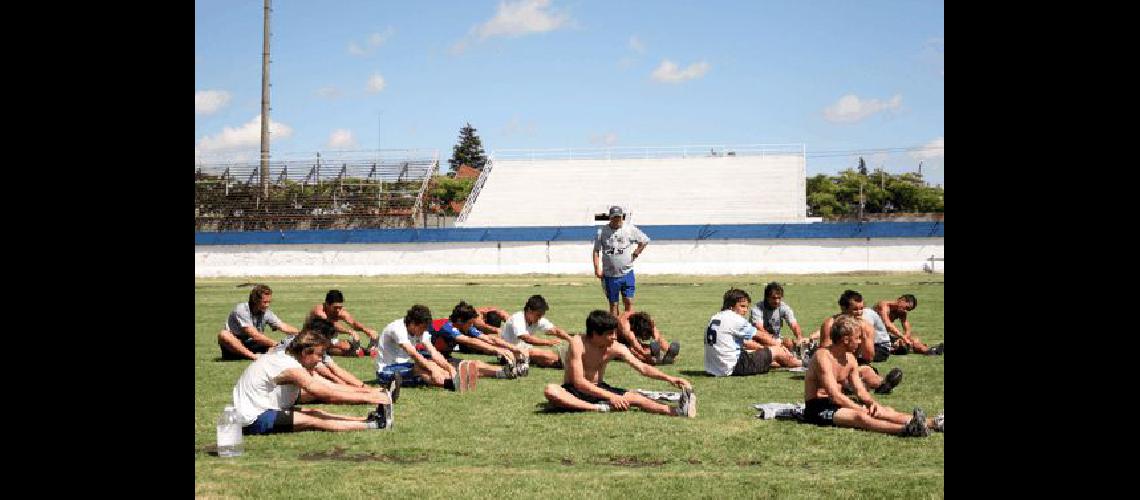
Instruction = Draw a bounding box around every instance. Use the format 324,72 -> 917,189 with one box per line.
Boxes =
195,274 -> 944,499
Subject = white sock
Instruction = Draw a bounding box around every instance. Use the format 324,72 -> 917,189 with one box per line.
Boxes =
596,403 -> 610,412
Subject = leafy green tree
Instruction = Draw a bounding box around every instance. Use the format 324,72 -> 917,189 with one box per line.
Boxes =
429,175 -> 475,215
448,122 -> 487,172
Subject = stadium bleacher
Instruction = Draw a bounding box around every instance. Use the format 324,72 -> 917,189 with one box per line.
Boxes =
457,145 -> 807,227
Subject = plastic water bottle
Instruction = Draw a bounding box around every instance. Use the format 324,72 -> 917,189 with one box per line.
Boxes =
216,405 -> 243,457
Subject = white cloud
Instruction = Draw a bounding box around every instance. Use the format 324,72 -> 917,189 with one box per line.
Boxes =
910,137 -> 944,161
326,129 -> 358,149
650,59 -> 710,83
196,115 -> 294,155
348,27 -> 395,57
195,90 -> 232,115
366,73 -> 386,93
823,94 -> 903,123
315,86 -> 342,99
589,132 -> 619,147
474,0 -> 571,39
629,35 -> 645,54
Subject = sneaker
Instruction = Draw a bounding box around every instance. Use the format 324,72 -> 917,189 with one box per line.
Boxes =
900,408 -> 929,437
676,387 -> 697,418
649,343 -> 663,364
874,367 -> 904,395
596,402 -> 612,412
662,341 -> 681,365
516,351 -> 530,377
366,407 -> 391,430
930,343 -> 944,356
932,413 -> 944,432
386,372 -> 402,404
501,358 -> 518,379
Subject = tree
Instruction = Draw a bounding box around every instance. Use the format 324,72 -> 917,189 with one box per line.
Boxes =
448,122 -> 488,172
428,175 -> 475,215
857,157 -> 868,176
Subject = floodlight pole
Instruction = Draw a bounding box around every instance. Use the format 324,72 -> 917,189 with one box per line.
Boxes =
259,0 -> 272,199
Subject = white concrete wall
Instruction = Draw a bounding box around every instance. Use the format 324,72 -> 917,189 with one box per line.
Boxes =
195,238 -> 944,276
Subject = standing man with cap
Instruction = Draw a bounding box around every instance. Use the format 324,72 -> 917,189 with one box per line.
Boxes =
593,205 -> 651,317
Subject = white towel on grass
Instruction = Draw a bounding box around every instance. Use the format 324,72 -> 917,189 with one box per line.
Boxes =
753,402 -> 805,420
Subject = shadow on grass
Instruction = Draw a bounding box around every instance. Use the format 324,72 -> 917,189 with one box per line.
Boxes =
679,370 -> 714,377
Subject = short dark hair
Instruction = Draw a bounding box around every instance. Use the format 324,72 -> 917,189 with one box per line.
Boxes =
524,294 -> 549,313
404,304 -> 432,326
483,310 -> 504,327
722,288 -> 751,311
901,294 -> 917,309
249,284 -> 273,303
287,330 -> 330,357
586,310 -> 618,337
325,289 -> 344,304
628,312 -> 654,340
838,290 -> 863,309
303,317 -> 337,339
830,316 -> 862,344
450,301 -> 478,324
764,282 -> 784,299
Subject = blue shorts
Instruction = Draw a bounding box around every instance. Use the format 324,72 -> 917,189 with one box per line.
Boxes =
243,409 -> 294,435
377,362 -> 426,387
602,272 -> 636,303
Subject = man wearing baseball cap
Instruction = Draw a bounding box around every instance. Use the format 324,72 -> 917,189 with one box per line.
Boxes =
592,205 -> 650,317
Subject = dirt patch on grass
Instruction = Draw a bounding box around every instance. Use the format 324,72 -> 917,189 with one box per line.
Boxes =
299,446 -> 428,463
603,456 -> 668,467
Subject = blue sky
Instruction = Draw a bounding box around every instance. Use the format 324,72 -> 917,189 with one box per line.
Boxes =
195,0 -> 944,185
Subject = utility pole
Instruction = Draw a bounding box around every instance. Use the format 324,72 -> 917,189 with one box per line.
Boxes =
259,0 -> 272,199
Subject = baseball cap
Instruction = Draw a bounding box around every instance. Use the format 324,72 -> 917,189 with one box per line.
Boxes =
607,205 -> 625,218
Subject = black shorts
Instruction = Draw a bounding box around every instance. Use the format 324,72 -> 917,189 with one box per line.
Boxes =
221,335 -> 269,360
803,398 -> 841,427
242,408 -> 295,435
731,347 -> 773,376
856,344 -> 891,365
561,381 -> 626,404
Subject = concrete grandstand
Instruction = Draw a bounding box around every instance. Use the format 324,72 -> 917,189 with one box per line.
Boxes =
457,145 -> 806,227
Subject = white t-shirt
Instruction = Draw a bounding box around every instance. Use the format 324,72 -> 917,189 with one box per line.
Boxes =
377,319 -> 414,371
231,351 -> 304,425
500,311 -> 555,350
594,224 -> 650,277
703,310 -> 757,376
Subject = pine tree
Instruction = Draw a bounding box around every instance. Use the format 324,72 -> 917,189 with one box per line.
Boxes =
448,122 -> 488,172
857,156 -> 868,176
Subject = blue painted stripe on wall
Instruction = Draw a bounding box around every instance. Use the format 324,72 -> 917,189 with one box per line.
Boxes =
195,222 -> 942,246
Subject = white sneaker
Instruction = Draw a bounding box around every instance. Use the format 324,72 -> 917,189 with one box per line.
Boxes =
676,387 -> 697,418
932,413 -> 944,432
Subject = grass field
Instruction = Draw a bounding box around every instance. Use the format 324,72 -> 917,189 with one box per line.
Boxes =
195,274 -> 944,499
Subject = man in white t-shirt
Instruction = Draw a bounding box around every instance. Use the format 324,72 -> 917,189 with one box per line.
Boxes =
218,284 -> 301,361
375,305 -> 478,392
500,295 -> 572,372
232,331 -> 395,434
272,317 -> 398,404
704,289 -> 801,377
593,205 -> 650,317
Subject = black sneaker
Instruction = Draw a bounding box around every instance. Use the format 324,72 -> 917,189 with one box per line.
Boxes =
874,367 -> 904,394
899,408 -> 929,437
929,343 -> 944,356
366,408 -> 391,430
649,343 -> 663,364
662,341 -> 681,365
